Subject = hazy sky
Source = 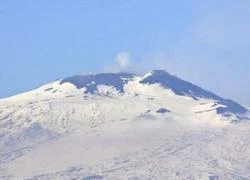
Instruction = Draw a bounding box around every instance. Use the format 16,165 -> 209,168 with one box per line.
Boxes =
0,0 -> 250,105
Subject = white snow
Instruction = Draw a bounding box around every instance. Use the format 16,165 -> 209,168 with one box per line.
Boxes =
0,74 -> 249,179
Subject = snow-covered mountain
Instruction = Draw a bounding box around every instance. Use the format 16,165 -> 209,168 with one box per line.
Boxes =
0,70 -> 249,179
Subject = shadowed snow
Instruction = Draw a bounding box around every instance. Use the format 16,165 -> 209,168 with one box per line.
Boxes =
60,73 -> 134,94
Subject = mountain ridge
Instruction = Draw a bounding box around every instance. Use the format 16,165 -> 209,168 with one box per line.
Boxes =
59,69 -> 248,116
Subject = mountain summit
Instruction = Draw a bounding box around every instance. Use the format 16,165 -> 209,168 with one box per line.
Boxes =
60,70 -> 247,116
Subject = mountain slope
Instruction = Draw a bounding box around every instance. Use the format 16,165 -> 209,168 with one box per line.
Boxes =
0,70 -> 249,179
140,70 -> 247,115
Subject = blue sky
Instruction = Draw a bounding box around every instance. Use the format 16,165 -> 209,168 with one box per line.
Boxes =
0,0 -> 250,105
